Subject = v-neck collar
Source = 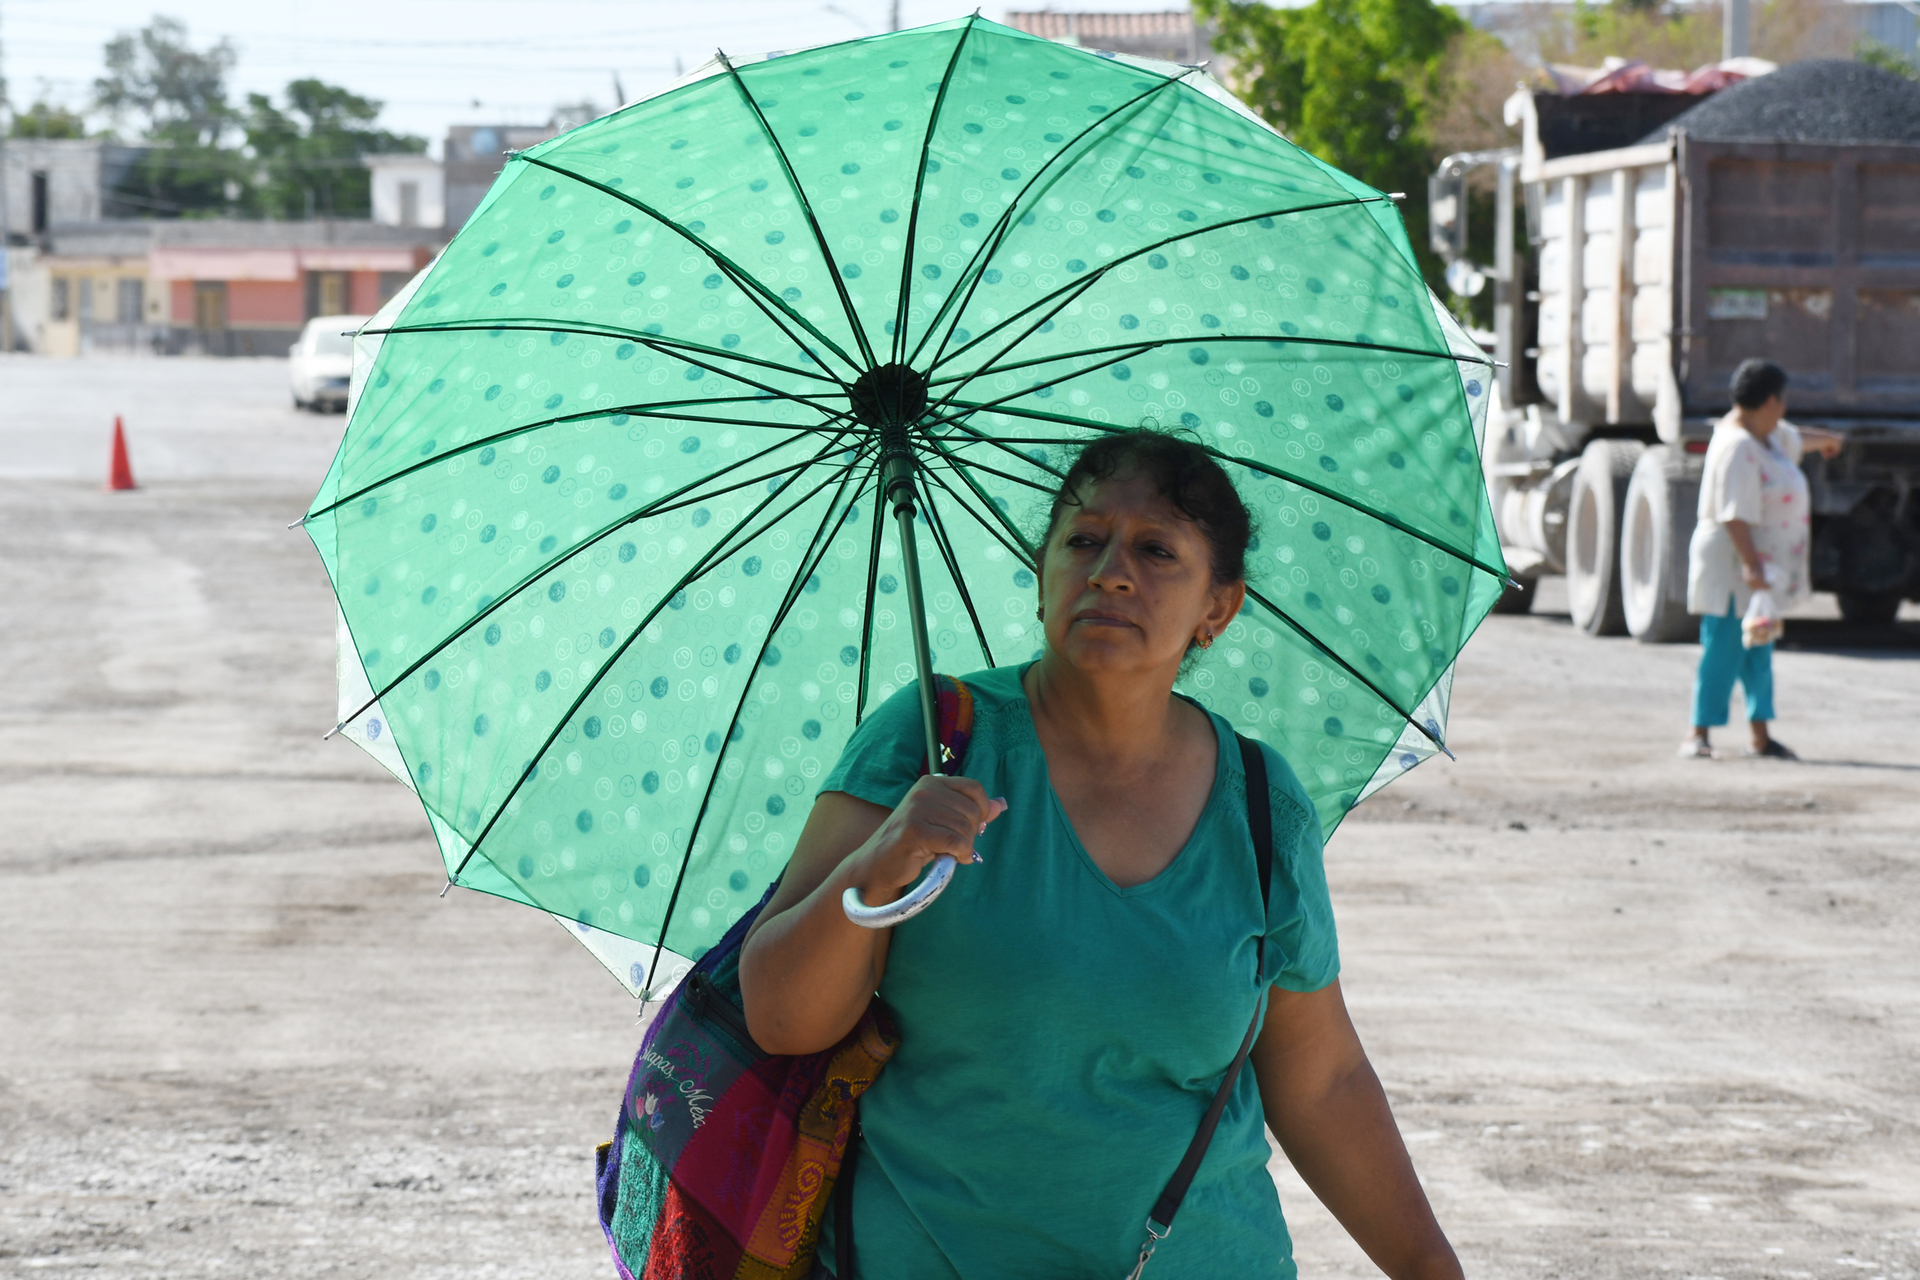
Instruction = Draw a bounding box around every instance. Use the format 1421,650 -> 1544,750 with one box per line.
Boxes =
1013,663 -> 1233,898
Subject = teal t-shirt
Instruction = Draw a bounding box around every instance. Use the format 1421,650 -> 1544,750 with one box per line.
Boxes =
816,664 -> 1339,1279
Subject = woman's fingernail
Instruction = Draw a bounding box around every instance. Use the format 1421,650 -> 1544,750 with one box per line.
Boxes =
972,851 -> 986,865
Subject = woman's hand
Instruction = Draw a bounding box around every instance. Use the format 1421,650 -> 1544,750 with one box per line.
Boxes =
739,781 -> 1006,1055
1799,425 -> 1844,458
848,775 -> 1007,903
1742,560 -> 1769,590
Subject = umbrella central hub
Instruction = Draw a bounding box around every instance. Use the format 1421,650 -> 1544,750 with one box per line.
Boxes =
850,363 -> 929,442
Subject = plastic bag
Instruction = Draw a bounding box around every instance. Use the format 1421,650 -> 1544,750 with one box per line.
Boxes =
1742,563 -> 1786,648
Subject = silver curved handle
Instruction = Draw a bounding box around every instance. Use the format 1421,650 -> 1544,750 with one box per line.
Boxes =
841,855 -> 956,929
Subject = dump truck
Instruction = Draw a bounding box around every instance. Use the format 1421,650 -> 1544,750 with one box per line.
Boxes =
1429,61 -> 1920,639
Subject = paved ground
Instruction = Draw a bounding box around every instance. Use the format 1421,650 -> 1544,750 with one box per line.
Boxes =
2,356 -> 1916,1279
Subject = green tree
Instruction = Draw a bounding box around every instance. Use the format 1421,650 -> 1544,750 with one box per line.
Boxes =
1197,0 -> 1464,287
241,79 -> 425,219
1855,38 -> 1920,81
93,15 -> 243,216
9,102 -> 90,139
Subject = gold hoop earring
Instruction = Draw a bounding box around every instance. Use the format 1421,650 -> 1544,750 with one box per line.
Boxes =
1198,631 -> 1214,649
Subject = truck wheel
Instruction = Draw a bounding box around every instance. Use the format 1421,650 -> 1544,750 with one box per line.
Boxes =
1490,577 -> 1538,615
1566,439 -> 1646,636
1837,592 -> 1902,626
1621,445 -> 1703,644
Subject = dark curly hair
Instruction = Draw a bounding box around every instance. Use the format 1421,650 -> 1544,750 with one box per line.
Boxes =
1041,428 -> 1254,585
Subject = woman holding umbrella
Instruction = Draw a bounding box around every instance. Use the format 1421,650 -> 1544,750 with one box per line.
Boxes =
303,17 -> 1505,1275
740,430 -> 1463,1279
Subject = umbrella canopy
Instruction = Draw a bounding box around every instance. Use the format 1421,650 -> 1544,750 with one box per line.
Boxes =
305,16 -> 1505,996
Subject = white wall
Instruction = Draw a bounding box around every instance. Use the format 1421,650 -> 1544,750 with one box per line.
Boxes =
1,139 -> 105,232
368,158 -> 445,230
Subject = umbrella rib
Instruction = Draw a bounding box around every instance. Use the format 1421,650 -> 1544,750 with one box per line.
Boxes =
925,194 -> 1420,377
905,68 -> 1196,370
929,400 -> 1511,583
915,465 -> 1040,574
913,434 -> 1040,566
641,454 -> 872,990
854,460 -> 887,725
454,436 -> 872,885
715,52 -> 879,371
912,479 -> 998,668
309,394 -> 853,522
330,430 -> 859,735
917,449 -> 1057,497
918,342 -> 1151,431
925,417 -> 1068,483
515,153 -> 862,382
363,320 -> 841,385
892,15 -> 980,366
927,332 -> 1494,389
1242,585 -> 1447,753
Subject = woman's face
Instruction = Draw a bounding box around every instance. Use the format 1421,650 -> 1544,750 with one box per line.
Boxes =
1037,472 -> 1245,677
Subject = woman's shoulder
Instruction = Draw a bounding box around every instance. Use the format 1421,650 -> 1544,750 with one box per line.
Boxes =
1209,716 -> 1320,847
950,662 -> 1029,704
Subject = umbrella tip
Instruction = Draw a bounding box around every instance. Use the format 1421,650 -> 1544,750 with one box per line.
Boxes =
286,515 -> 307,530
1387,192 -> 1407,201
439,879 -> 454,898
322,723 -> 343,742
1439,742 -> 1458,762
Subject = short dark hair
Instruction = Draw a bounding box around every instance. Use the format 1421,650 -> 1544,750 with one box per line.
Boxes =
1042,428 -> 1254,586
1730,359 -> 1788,410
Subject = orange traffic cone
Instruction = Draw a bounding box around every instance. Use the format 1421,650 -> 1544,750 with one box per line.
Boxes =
107,416 -> 137,491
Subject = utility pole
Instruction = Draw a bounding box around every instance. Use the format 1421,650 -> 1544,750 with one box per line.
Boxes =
0,5 -> 14,354
1723,0 -> 1751,59
889,0 -> 901,31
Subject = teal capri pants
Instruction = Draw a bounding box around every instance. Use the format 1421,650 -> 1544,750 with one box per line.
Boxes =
1692,597 -> 1775,728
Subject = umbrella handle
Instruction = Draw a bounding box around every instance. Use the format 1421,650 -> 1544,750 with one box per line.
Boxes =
841,855 -> 956,929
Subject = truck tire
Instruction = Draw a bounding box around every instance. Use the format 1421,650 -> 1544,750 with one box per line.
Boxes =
1566,439 -> 1646,636
1490,577 -> 1538,615
1837,592 -> 1902,626
1621,445 -> 1703,644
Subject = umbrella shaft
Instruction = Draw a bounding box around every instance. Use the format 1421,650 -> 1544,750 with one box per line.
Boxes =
882,451 -> 942,778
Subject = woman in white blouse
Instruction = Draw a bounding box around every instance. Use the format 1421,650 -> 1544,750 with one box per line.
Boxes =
1683,359 -> 1841,759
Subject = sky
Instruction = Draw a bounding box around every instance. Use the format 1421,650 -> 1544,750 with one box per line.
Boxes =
1,0 -> 1206,154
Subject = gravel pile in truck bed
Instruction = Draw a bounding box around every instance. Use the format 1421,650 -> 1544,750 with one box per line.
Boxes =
1639,58 -> 1920,144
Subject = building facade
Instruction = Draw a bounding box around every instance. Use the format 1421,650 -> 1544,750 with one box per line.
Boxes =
13,221 -> 440,357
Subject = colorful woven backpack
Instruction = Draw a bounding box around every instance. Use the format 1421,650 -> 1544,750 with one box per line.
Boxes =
595,676 -> 974,1280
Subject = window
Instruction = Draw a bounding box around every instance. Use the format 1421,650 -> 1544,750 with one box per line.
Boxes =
31,172 -> 49,235
78,277 -> 94,322
117,278 -> 145,324
398,181 -> 420,228
50,277 -> 70,321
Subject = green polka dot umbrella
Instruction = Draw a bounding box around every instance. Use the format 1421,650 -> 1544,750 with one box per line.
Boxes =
303,15 -> 1507,997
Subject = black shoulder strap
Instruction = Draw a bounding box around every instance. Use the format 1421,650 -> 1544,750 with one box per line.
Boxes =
1136,735 -> 1275,1260
834,1114 -> 858,1276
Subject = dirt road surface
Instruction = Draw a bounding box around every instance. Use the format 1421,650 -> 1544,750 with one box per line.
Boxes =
3,357 -> 1916,1279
